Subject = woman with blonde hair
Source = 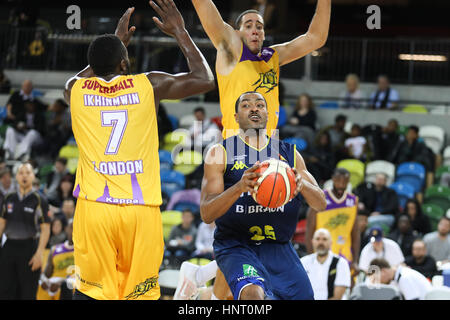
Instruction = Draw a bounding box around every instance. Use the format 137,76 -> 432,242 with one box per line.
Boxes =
340,73 -> 365,109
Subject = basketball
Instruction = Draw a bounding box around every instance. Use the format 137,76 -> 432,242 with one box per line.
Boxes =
252,159 -> 297,208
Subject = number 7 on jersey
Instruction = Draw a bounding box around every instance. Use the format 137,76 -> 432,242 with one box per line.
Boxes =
101,110 -> 128,155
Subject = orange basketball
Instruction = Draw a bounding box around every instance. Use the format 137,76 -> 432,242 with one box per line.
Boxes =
252,159 -> 297,208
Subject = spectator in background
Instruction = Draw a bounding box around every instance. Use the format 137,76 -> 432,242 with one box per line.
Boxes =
359,227 -> 405,273
0,68 -> 11,94
48,217 -> 67,248
354,173 -> 399,228
392,125 -> 434,172
369,75 -> 400,110
303,131 -> 335,185
388,214 -> 417,257
357,213 -> 371,254
380,119 -> 404,162
188,107 -> 221,151
405,239 -> 438,279
339,73 -> 365,109
193,221 -> 215,261
45,99 -> 72,158
5,80 -> 46,125
48,174 -> 75,208
3,100 -> 46,160
320,114 -> 349,163
157,103 -> 173,144
165,210 -> 198,266
344,124 -> 368,162
280,93 -> 316,143
368,258 -> 432,300
53,198 -> 76,227
0,167 -> 16,196
423,215 -> 450,265
301,228 -> 351,300
45,157 -> 69,202
400,199 -> 431,237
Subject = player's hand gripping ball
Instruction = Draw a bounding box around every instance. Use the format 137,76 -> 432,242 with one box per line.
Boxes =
252,159 -> 297,208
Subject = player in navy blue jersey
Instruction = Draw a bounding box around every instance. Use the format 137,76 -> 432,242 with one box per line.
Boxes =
199,91 -> 326,300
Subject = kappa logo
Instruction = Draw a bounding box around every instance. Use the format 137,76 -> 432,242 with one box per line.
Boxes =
231,160 -> 249,171
252,69 -> 278,93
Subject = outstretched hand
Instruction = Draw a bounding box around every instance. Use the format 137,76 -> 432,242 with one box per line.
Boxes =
150,0 -> 186,37
115,7 -> 136,47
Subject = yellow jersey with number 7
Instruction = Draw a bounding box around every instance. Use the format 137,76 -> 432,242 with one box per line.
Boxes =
69,73 -> 161,206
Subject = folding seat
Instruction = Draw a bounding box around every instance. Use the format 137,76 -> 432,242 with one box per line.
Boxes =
419,125 -> 445,155
395,162 -> 426,193
337,159 -> 365,188
365,160 -> 396,186
389,181 -> 415,209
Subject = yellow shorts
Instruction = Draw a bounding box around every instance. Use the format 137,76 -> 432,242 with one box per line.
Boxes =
73,198 -> 164,300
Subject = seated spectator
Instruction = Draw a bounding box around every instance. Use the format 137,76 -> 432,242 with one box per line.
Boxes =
280,93 -> 317,139
405,239 -> 438,279
45,99 -> 72,158
392,125 -> 434,172
188,107 -> 221,151
380,119 -> 404,162
368,258 -> 432,300
4,80 -> 46,125
3,100 -> 46,160
303,131 -> 335,185
164,209 -> 198,266
47,217 -> 67,248
300,228 -> 351,300
388,214 -> 417,257
399,199 -> 431,237
357,212 -> 371,254
344,124 -> 368,161
48,174 -> 75,208
192,221 -> 215,261
0,167 -> 16,196
423,215 -> 450,265
319,114 -> 349,163
45,157 -> 70,202
354,173 -> 399,228
157,103 -> 173,144
339,73 -> 365,109
0,68 -> 11,94
369,75 -> 400,110
53,198 -> 76,226
359,227 -> 405,273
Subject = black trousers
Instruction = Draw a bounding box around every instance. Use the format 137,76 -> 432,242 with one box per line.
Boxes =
0,239 -> 40,300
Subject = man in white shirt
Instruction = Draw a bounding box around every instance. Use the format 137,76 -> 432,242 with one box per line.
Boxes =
188,107 -> 221,150
368,258 -> 432,300
301,228 -> 351,300
359,226 -> 405,273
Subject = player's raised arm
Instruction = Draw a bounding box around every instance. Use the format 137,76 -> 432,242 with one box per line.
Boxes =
293,150 -> 327,212
191,0 -> 241,55
200,145 -> 261,224
63,7 -> 137,104
146,0 -> 215,103
271,0 -> 331,66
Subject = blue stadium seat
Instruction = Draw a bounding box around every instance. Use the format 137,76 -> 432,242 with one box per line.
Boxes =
167,114 -> 179,130
283,137 -> 308,151
389,181 -> 415,209
395,162 -> 426,193
319,101 -> 339,109
159,149 -> 173,172
160,170 -> 185,197
276,106 -> 287,128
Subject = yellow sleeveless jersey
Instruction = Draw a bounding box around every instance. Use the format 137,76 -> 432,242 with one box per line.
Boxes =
217,42 -> 280,139
70,73 -> 161,206
51,241 -> 74,278
316,190 -> 358,263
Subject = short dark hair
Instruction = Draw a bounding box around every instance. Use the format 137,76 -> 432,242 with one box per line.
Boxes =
0,167 -> 11,178
408,125 -> 419,134
55,98 -> 69,109
234,91 -> 266,113
335,114 -> 347,123
369,258 -> 391,270
332,167 -> 350,178
235,9 -> 262,29
56,157 -> 68,166
194,107 -> 205,114
87,34 -> 126,76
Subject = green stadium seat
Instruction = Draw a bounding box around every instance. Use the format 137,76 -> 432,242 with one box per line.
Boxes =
162,131 -> 189,152
422,203 -> 444,231
173,150 -> 202,175
435,165 -> 450,184
337,159 -> 365,188
161,210 -> 182,242
424,185 -> 450,212
403,104 -> 428,114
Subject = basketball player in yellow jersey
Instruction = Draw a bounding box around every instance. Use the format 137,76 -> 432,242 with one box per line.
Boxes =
305,168 -> 361,277
191,0 -> 331,138
63,0 -> 214,300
